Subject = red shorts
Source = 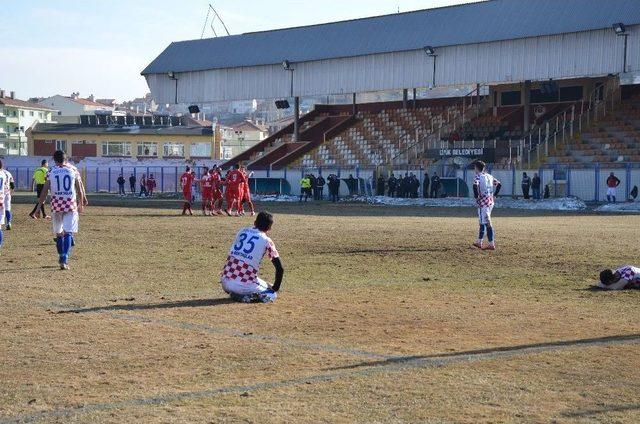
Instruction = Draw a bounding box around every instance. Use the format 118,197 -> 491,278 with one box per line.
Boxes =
213,189 -> 223,200
183,190 -> 192,201
202,189 -> 213,201
243,190 -> 251,202
226,189 -> 240,202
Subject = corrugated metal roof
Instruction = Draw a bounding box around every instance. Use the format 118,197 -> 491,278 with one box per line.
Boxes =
32,123 -> 214,136
142,0 -> 640,75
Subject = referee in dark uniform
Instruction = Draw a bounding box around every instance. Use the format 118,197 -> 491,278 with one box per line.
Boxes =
29,159 -> 49,219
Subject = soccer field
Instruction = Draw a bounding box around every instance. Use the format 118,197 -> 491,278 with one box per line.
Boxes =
1,202 -> 639,423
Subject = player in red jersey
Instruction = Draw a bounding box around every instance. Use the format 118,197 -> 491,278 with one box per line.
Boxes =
211,166 -> 224,215
237,165 -> 255,216
199,167 -> 213,215
225,165 -> 246,216
180,166 -> 194,215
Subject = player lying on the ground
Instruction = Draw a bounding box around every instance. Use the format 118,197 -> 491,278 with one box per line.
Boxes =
598,266 -> 640,290
220,211 -> 284,303
37,150 -> 88,270
472,160 -> 501,251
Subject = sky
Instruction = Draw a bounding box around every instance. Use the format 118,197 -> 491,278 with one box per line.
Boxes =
0,0 -> 477,101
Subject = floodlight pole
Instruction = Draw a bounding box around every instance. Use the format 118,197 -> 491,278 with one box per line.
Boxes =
622,33 -> 629,73
284,63 -> 299,142
432,55 -> 437,88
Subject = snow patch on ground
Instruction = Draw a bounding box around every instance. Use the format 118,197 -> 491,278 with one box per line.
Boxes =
594,202 -> 640,213
350,196 -> 588,211
253,194 -> 588,211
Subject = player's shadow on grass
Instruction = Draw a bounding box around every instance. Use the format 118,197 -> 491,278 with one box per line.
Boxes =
57,298 -> 235,314
326,333 -> 640,371
562,403 -> 640,418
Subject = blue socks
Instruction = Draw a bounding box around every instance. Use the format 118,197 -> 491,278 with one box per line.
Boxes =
5,210 -> 11,224
56,234 -> 74,264
487,226 -> 494,243
0,229 -> 3,247
478,224 -> 485,240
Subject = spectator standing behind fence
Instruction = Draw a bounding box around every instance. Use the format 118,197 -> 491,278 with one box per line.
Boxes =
387,174 -> 397,197
346,174 -> 357,196
532,173 -> 541,200
309,174 -> 317,200
376,174 -> 386,196
521,172 -> 531,199
117,174 -> 126,196
29,160 -> 49,219
411,173 -> 420,198
315,175 -> 325,200
328,174 -> 340,202
147,174 -> 157,197
606,172 -> 621,203
423,173 -> 430,198
129,174 -> 136,195
139,174 -> 148,198
430,173 -> 440,198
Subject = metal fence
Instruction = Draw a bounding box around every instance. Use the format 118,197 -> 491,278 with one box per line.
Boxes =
6,163 -> 640,202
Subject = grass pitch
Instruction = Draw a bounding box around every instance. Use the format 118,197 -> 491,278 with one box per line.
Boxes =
1,200 -> 639,423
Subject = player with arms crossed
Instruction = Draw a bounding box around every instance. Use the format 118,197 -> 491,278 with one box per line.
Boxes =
0,163 -> 14,230
472,160 -> 501,251
224,164 -> 246,216
221,211 -> 284,303
37,151 -> 88,270
211,165 -> 224,215
598,266 -> 640,290
199,166 -> 213,216
180,166 -> 195,216
237,165 -> 255,216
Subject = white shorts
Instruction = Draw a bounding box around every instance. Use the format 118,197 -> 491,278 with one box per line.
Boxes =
478,205 -> 494,225
3,194 -> 10,212
52,211 -> 79,234
0,203 -> 5,226
221,277 -> 271,295
607,187 -> 617,197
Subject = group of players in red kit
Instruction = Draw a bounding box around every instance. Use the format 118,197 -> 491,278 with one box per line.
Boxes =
179,164 -> 255,217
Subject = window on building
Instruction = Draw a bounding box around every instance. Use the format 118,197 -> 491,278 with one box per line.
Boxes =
12,110 -> 17,117
55,140 -> 67,153
137,142 -> 158,156
500,91 -> 521,106
163,143 -> 184,157
559,86 -> 584,102
39,112 -> 44,119
530,89 -> 559,104
190,142 -> 211,158
29,111 -> 34,117
102,142 -> 132,156
20,110 -> 24,117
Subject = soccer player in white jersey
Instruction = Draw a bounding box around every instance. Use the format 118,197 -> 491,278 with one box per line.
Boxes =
472,160 -> 502,251
220,211 -> 284,303
0,160 -> 6,248
598,266 -> 640,290
37,151 -> 88,270
0,163 -> 14,230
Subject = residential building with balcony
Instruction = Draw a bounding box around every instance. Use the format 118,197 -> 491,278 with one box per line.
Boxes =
0,89 -> 55,155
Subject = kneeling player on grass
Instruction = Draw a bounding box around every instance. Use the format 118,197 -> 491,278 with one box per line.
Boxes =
598,266 -> 640,290
220,211 -> 284,303
38,150 -> 88,270
472,160 -> 501,251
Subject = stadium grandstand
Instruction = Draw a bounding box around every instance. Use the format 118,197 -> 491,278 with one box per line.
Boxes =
142,0 -> 640,173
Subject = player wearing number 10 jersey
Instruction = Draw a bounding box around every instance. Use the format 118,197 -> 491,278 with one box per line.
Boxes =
220,211 -> 284,303
38,150 -> 88,270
